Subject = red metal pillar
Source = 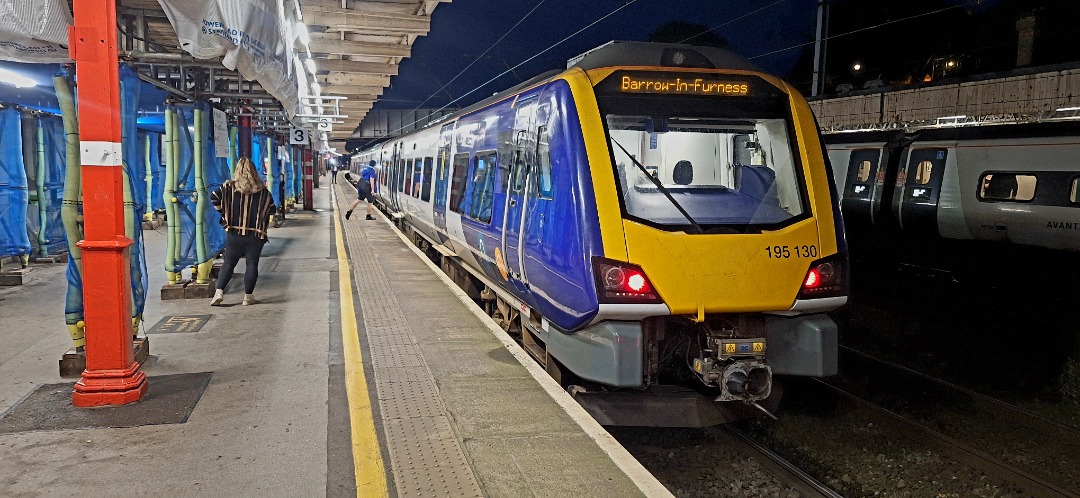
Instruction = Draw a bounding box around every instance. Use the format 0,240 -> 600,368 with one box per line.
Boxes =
302,146 -> 314,210
238,115 -> 252,158
70,0 -> 147,406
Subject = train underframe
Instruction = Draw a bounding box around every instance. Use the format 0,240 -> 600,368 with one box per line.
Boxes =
406,225 -> 838,427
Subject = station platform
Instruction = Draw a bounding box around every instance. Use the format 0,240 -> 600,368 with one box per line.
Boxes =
0,177 -> 669,497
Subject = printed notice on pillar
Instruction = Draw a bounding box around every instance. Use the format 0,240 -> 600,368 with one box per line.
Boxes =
213,107 -> 229,157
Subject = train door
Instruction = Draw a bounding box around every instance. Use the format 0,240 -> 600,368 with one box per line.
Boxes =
841,148 -> 883,228
387,141 -> 403,213
501,95 -> 538,284
433,123 -> 455,237
895,147 -> 948,234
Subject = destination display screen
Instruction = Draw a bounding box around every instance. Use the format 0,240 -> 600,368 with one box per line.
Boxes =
617,74 -> 750,96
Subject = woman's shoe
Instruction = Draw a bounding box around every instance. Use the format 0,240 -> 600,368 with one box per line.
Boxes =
365,214 -> 375,220
242,294 -> 259,305
211,289 -> 224,306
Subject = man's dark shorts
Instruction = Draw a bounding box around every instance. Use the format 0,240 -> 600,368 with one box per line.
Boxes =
357,187 -> 374,203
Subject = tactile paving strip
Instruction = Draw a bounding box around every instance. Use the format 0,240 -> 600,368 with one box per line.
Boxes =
336,186 -> 483,496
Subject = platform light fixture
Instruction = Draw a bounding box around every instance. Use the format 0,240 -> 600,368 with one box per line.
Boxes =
852,63 -> 862,71
0,68 -> 37,88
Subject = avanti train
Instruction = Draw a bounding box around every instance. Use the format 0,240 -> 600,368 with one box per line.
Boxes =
353,41 -> 848,426
824,121 -> 1080,283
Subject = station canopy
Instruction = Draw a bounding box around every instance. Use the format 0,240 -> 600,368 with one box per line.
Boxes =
0,0 -> 449,150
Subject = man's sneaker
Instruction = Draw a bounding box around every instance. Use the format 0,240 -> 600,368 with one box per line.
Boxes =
210,289 -> 224,306
242,294 -> 259,305
365,214 -> 375,220
345,210 -> 353,220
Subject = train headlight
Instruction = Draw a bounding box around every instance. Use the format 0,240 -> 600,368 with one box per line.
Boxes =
593,257 -> 662,304
798,255 -> 847,299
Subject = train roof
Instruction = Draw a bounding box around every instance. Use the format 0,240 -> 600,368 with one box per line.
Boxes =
823,120 -> 1080,146
364,42 -> 769,153
567,41 -> 764,73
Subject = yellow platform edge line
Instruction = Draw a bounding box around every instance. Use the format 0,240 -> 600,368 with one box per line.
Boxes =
331,187 -> 389,497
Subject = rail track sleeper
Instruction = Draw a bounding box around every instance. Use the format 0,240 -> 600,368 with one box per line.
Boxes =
811,378 -> 1079,498
717,425 -> 843,498
841,346 -> 1080,446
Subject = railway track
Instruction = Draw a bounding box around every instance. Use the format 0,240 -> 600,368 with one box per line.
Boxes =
808,378 -> 1078,497
712,425 -> 842,498
839,345 -> 1080,447
797,345 -> 1080,497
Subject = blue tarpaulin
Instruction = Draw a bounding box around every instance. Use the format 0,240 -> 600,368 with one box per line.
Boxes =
120,64 -> 149,317
164,102 -> 228,272
0,107 -> 30,258
200,103 -> 229,259
138,131 -> 165,211
37,115 -> 67,255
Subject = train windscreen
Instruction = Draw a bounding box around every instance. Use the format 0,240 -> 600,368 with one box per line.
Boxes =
596,71 -> 807,232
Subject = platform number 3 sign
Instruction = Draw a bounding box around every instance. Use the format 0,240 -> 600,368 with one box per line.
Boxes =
290,127 -> 309,145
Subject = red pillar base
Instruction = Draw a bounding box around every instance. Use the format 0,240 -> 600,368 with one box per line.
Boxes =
72,362 -> 148,407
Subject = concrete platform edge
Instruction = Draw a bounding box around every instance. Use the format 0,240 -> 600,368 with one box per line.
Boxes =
376,215 -> 674,498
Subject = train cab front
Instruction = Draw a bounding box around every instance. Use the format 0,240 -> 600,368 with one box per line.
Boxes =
570,64 -> 848,424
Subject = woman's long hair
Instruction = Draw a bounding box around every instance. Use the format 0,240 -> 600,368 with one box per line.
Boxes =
231,157 -> 266,194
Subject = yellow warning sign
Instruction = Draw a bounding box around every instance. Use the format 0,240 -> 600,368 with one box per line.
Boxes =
753,342 -> 765,353
724,343 -> 737,354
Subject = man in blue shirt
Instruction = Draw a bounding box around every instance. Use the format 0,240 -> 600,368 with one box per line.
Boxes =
344,160 -> 378,220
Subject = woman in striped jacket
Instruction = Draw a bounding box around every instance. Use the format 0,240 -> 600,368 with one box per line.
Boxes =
210,157 -> 276,306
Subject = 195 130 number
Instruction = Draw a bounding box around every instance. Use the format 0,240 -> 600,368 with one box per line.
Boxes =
765,245 -> 818,259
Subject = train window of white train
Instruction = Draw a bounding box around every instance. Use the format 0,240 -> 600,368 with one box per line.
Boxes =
915,160 -> 934,185
856,160 -> 872,182
412,160 -> 423,198
979,173 -> 1036,202
421,157 -> 434,201
403,159 -> 414,196
449,154 -> 470,213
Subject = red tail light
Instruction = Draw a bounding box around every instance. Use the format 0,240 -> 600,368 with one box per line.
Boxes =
798,256 -> 846,299
593,257 -> 662,304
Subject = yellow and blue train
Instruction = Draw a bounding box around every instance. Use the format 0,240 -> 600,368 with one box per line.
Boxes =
354,41 -> 847,425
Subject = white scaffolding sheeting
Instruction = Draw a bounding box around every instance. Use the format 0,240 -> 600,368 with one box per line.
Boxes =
155,0 -> 301,116
0,0 -> 72,63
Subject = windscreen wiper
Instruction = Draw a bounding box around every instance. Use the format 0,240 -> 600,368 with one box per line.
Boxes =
610,137 -> 704,234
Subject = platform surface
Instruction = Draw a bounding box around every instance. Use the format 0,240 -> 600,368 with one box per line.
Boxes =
0,174 -> 666,497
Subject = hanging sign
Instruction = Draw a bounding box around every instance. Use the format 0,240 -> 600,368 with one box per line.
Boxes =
212,108 -> 229,157
289,127 -> 308,145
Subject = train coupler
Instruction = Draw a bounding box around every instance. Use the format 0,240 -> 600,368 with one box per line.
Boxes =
692,337 -> 772,401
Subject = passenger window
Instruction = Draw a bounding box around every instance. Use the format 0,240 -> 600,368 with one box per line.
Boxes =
421,157 -> 434,202
434,153 -> 449,208
467,151 -> 497,223
915,160 -> 933,185
449,154 -> 470,213
403,159 -> 414,195
412,159 -> 423,198
533,126 -> 553,199
979,173 -> 1036,202
856,160 -> 872,182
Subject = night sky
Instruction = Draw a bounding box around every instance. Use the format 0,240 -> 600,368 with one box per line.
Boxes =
376,0 -> 821,111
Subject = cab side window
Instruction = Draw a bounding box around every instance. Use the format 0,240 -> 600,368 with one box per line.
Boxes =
533,125 -> 553,199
